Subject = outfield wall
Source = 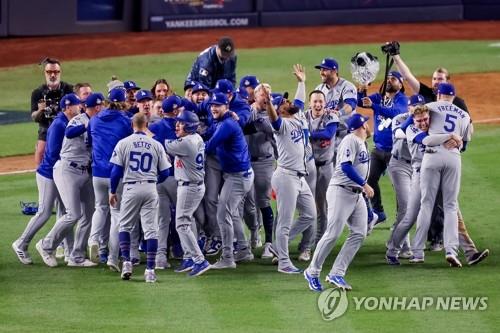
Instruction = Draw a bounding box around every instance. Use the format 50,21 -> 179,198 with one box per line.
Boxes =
0,0 -> 499,37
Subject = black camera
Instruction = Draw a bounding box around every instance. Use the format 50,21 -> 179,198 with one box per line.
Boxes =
381,41 -> 400,56
43,89 -> 63,119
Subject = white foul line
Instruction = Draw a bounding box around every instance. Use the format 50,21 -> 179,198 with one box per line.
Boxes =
0,169 -> 35,176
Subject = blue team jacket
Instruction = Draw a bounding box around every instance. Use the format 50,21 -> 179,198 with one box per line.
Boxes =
358,91 -> 408,152
37,112 -> 70,179
185,45 -> 237,89
88,109 -> 132,178
205,112 -> 251,173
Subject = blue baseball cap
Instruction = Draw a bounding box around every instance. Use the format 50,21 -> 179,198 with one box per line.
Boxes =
347,113 -> 370,131
85,92 -> 105,108
212,79 -> 234,94
208,93 -> 229,106
191,83 -> 210,94
108,88 -> 126,103
272,92 -> 289,108
135,89 -> 153,102
236,87 -> 249,101
437,83 -> 455,96
408,94 -> 425,106
184,80 -> 197,91
388,71 -> 404,84
59,93 -> 81,110
239,75 -> 260,89
315,58 -> 339,71
162,95 -> 183,114
123,80 -> 140,91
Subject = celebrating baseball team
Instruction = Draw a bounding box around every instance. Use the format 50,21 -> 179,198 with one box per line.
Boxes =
11,36 -> 489,290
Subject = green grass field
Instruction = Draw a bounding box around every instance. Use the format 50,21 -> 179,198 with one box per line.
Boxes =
1,40 -> 499,332
0,125 -> 499,333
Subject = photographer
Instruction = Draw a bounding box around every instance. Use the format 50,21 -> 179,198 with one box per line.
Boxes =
31,58 -> 73,165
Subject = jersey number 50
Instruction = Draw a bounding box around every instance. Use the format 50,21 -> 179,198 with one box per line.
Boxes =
129,151 -> 153,172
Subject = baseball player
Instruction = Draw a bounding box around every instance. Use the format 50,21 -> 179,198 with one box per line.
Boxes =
304,113 -> 374,292
151,78 -> 173,101
108,113 -> 171,282
164,111 -> 211,276
243,82 -> 276,258
266,86 -> 317,274
239,75 -> 260,104
149,95 -> 183,269
382,95 -> 421,255
185,36 -> 237,89
411,83 -> 471,267
358,71 -> 408,222
87,88 -> 133,271
302,90 -> 339,251
314,57 -> 357,147
37,93 -> 103,267
12,95 -> 77,265
205,93 -> 254,269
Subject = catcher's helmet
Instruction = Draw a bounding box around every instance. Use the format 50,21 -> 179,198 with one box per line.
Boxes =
175,111 -> 199,133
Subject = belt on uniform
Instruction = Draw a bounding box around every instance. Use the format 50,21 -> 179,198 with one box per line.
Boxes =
278,167 -> 306,178
123,180 -> 156,185
242,169 -> 253,178
69,161 -> 90,171
392,154 -> 411,164
337,184 -> 363,194
315,160 -> 331,167
178,180 -> 203,186
250,154 -> 272,162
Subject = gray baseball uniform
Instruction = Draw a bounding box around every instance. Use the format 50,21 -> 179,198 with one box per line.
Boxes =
203,154 -> 223,239
40,113 -> 95,263
165,133 -> 206,264
308,133 -> 369,277
272,115 -> 316,270
412,101 -> 471,259
111,133 -> 171,239
386,113 -> 412,252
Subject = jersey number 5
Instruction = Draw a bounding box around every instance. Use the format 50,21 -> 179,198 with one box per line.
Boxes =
129,151 -> 153,172
444,114 -> 458,132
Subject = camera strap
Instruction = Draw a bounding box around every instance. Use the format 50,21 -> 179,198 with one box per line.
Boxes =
379,53 -> 394,97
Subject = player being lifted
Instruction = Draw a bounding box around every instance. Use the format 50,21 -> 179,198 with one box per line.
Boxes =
109,113 -> 172,283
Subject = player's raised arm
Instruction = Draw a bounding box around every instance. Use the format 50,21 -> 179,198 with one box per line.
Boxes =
392,54 -> 420,93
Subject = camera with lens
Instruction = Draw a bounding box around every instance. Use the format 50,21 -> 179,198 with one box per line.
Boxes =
42,89 -> 62,119
381,41 -> 400,56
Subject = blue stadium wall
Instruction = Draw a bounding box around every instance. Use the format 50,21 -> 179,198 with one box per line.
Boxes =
0,0 -> 499,37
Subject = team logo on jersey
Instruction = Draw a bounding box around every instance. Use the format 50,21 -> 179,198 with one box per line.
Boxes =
199,68 -> 209,76
291,129 -> 303,143
358,151 -> 369,163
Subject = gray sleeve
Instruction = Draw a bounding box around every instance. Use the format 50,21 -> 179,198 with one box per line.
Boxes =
165,138 -> 188,156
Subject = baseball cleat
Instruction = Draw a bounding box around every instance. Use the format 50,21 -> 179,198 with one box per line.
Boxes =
430,241 -> 444,252
261,242 -> 274,259
36,240 -> 57,267
121,261 -> 133,280
373,211 -> 386,224
325,274 -> 352,291
234,248 -> 254,262
131,257 -> 141,266
278,265 -> 302,274
467,249 -> 489,266
99,253 -> 108,264
304,269 -> 323,292
12,240 -> 32,265
210,258 -> 236,269
155,253 -> 171,270
205,239 -> 222,256
298,248 -> 311,262
409,256 -> 425,264
367,212 -> 378,234
446,254 -> 462,268
107,259 -> 121,272
399,250 -> 413,259
250,229 -> 262,249
144,269 -> 157,283
189,260 -> 211,277
385,255 -> 401,265
197,234 -> 207,253
67,259 -> 98,267
88,243 -> 100,264
175,258 -> 194,273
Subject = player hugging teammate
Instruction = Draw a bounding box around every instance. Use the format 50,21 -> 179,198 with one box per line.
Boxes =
12,38 -> 488,287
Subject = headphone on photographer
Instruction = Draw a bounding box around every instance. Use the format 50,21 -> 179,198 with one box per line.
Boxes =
379,41 -> 400,96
